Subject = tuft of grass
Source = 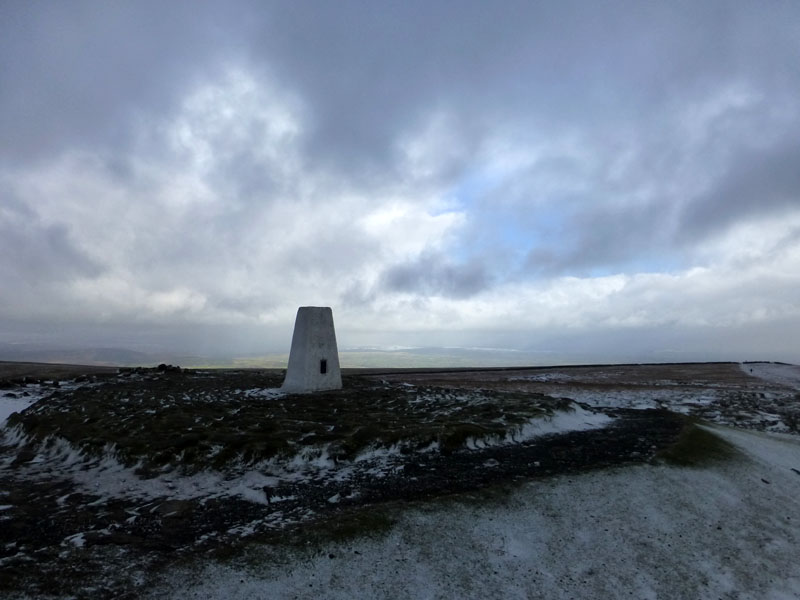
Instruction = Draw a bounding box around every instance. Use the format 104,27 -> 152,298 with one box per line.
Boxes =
658,422 -> 739,467
300,508 -> 398,546
212,506 -> 399,566
439,423 -> 494,455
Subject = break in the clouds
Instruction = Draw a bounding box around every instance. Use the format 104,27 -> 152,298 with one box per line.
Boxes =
1,0 -> 799,362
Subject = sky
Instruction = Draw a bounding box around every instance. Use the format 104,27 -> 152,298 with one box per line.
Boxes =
1,1 -> 800,363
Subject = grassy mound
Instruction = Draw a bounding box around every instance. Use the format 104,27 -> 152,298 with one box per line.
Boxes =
7,370 -> 572,476
658,421 -> 740,466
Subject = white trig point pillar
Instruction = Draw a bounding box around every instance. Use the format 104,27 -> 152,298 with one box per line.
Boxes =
281,306 -> 343,393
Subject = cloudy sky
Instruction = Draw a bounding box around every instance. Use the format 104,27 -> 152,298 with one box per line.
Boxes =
2,1 -> 799,363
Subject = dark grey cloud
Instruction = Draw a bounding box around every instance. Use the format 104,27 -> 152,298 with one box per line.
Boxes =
4,0 -> 799,189
380,252 -> 491,299
0,0 -> 250,164
516,188 -> 681,277
530,114 -> 800,276
247,1 -> 800,178
679,133 -> 800,242
0,193 -> 102,283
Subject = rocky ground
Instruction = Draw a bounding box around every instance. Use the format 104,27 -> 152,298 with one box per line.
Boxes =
375,361 -> 800,434
0,361 -> 797,598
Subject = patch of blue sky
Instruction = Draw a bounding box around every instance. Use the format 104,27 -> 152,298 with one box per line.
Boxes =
452,219 -> 569,280
476,203 -> 571,253
441,168 -> 682,278
442,169 -> 501,211
446,169 -> 570,236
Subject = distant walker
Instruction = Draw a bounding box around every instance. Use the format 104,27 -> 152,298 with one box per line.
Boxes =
281,306 -> 343,393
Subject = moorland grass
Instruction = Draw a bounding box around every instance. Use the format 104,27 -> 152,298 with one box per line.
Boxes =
7,371 -> 569,476
658,421 -> 740,467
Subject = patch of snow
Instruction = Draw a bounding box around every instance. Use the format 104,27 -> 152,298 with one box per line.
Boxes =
150,427 -> 800,600
465,405 -> 613,449
708,425 -> 800,475
0,396 -> 32,427
65,533 -> 86,548
508,372 -> 574,383
560,387 -> 681,410
0,385 -> 54,427
511,405 -> 613,440
226,520 -> 260,537
0,552 -> 33,567
242,387 -> 286,400
353,444 -> 403,463
742,362 -> 800,391
1,380 -> 88,428
286,447 -> 336,471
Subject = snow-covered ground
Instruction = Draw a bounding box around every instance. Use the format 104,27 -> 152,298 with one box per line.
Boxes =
0,397 -> 32,426
0,385 -> 57,427
150,425 -> 800,600
1,376 -> 99,428
743,362 -> 800,390
497,362 -> 800,434
4,362 -> 800,598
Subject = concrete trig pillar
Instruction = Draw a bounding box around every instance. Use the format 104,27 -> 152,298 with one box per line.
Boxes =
281,306 -> 343,393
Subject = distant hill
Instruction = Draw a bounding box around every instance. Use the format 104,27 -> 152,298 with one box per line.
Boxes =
0,344 -> 551,369
0,345 -> 205,368
0,343 -> 769,370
